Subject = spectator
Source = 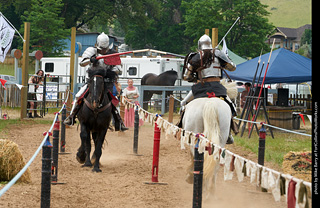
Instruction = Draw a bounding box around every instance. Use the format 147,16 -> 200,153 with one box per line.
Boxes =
122,79 -> 143,127
27,69 -> 44,118
240,82 -> 251,108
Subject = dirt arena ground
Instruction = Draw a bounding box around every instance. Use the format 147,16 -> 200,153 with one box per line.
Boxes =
0,119 -> 288,207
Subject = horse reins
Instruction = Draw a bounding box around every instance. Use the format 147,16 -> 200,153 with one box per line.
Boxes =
84,75 -> 112,114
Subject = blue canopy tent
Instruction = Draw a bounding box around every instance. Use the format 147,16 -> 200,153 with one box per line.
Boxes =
228,48 -> 312,84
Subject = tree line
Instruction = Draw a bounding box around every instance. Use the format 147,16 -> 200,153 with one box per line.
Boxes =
1,0 -> 275,57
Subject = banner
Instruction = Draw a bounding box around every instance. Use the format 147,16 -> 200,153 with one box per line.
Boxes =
0,16 -> 15,62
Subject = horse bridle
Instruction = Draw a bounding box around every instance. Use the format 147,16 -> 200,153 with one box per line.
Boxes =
83,75 -> 111,114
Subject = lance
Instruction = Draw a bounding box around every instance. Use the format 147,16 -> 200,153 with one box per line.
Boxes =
81,48 -> 184,65
238,48 -> 263,128
95,49 -> 185,60
216,17 -> 240,48
250,38 -> 276,123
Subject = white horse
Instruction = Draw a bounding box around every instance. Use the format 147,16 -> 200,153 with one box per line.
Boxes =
182,80 -> 237,195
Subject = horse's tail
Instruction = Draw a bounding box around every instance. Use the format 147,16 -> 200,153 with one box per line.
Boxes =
202,99 -> 221,194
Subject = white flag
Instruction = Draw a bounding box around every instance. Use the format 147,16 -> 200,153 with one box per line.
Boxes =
222,38 -> 229,56
0,16 -> 15,63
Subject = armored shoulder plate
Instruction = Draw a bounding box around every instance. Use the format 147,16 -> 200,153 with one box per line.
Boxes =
214,49 -> 236,71
82,47 -> 97,59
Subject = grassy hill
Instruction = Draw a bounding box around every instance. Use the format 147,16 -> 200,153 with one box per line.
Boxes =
260,0 -> 312,28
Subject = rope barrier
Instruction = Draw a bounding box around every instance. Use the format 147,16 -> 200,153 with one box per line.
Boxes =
233,117 -> 312,137
0,91 -> 70,198
122,97 -> 312,194
170,94 -> 311,137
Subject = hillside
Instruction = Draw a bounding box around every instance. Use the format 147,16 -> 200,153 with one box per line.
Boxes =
260,0 -> 312,28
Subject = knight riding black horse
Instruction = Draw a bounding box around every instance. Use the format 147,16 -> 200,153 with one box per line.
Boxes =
76,66 -> 117,172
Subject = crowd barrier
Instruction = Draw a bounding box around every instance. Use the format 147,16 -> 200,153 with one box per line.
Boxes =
123,96 -> 312,208
0,92 -> 70,207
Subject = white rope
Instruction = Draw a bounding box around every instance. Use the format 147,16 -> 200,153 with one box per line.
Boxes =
233,117 -> 312,137
122,98 -> 312,191
0,91 -> 70,197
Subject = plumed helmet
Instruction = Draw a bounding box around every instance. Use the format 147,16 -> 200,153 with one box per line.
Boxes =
198,34 -> 213,50
96,32 -> 113,50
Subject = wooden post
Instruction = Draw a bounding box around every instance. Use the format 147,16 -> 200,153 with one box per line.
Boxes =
20,22 -> 30,119
69,27 -> 76,97
168,95 -> 174,123
205,29 -> 209,36
212,28 -> 218,48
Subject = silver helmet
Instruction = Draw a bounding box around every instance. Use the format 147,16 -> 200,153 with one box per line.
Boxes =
198,34 -> 213,50
96,32 -> 113,50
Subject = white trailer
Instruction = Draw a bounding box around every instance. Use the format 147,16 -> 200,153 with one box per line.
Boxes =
40,55 -> 190,89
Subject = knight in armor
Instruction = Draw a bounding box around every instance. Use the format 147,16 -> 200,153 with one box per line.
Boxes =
179,34 -> 239,144
63,32 -> 128,131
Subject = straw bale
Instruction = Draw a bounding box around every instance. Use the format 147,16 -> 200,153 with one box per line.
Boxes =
282,151 -> 312,182
0,139 -> 31,183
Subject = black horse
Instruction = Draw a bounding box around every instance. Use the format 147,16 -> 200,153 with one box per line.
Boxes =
76,66 -> 117,172
140,70 -> 178,110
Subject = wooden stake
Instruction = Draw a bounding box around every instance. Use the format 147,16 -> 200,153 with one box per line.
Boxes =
212,28 -> 218,48
69,27 -> 76,98
20,22 -> 30,119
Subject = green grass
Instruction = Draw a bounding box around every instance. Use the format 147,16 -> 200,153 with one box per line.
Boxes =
0,118 -> 53,135
260,0 -> 312,27
234,130 -> 311,168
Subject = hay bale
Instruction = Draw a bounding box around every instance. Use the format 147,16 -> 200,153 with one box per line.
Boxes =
282,151 -> 312,182
0,139 -> 31,183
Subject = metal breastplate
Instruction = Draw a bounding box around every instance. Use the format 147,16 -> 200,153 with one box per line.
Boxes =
200,57 -> 222,79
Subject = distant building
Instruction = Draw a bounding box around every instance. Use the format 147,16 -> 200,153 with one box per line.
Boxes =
63,32 -> 121,56
267,24 -> 311,52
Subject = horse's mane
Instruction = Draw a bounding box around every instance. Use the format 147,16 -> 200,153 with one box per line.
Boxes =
87,66 -> 118,80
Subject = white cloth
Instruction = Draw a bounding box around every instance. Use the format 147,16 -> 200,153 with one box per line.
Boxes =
0,16 -> 15,62
250,163 -> 257,184
268,171 -> 281,202
261,167 -> 268,189
234,157 -> 244,182
224,151 -> 233,181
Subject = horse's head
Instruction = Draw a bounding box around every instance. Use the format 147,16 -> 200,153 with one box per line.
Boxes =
88,74 -> 105,109
87,66 -> 118,109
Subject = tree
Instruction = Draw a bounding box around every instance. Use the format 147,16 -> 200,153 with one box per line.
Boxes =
21,0 -> 69,56
122,0 -> 192,54
181,0 -> 275,58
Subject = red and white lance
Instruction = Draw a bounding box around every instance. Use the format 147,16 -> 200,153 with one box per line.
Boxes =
250,38 -> 276,123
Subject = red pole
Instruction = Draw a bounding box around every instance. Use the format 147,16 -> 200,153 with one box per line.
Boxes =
152,122 -> 161,182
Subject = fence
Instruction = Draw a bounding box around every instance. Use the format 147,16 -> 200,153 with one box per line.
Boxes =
0,74 -> 70,117
0,91 -> 69,206
123,96 -> 312,208
0,84 -> 21,108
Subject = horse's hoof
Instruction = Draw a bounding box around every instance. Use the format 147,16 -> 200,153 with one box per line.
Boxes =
76,152 -> 86,164
92,167 -> 102,173
81,162 -> 92,168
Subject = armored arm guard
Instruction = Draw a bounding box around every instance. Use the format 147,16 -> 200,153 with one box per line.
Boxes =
182,52 -> 198,82
80,47 -> 96,67
214,49 -> 236,71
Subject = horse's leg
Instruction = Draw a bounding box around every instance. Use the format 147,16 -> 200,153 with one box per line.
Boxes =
91,132 -> 99,165
81,125 -> 92,167
76,124 -> 87,164
92,129 -> 107,172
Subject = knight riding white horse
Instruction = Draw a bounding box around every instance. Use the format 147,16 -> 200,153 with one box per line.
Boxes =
178,34 -> 238,194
